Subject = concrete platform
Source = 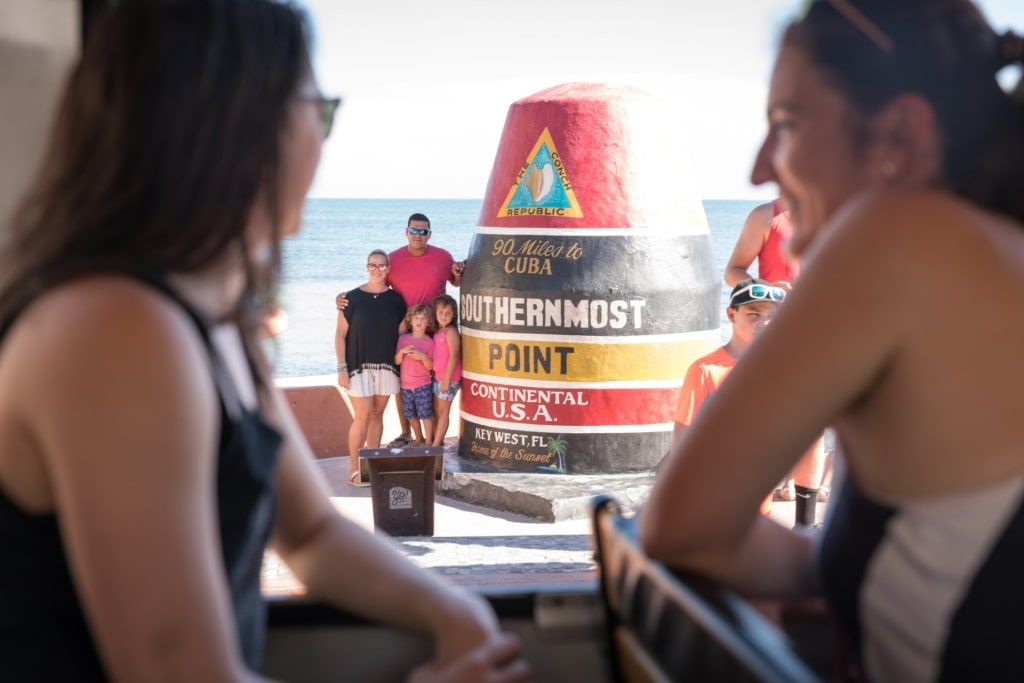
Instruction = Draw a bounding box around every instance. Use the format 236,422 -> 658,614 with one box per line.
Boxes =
439,466 -> 654,523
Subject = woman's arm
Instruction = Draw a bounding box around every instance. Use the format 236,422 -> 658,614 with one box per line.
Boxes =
724,202 -> 772,286
335,309 -> 350,389
13,279 -> 266,682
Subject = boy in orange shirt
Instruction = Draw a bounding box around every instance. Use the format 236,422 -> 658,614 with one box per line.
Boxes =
671,278 -> 784,516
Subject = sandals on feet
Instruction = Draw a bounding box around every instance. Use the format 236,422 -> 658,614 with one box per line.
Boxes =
817,486 -> 831,502
776,481 -> 796,502
386,434 -> 412,447
348,471 -> 370,488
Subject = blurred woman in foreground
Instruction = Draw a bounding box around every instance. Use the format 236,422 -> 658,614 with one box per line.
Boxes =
642,1 -> 1024,680
0,2 -> 527,681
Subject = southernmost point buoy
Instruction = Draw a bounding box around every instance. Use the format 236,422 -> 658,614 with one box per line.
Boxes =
458,83 -> 719,474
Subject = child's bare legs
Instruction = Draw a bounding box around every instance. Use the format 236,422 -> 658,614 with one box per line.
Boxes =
409,418 -> 433,446
410,419 -> 425,445
432,396 -> 453,447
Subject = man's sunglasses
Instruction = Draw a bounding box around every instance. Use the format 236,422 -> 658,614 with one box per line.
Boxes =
407,227 -> 430,236
297,95 -> 342,139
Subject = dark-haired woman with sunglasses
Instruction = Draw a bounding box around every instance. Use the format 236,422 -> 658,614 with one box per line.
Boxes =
0,2 -> 527,681
643,1 -> 1024,680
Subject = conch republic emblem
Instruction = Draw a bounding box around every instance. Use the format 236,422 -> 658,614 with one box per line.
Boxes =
459,83 -> 719,474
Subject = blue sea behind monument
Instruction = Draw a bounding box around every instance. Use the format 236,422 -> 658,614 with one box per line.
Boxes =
274,197 -> 764,379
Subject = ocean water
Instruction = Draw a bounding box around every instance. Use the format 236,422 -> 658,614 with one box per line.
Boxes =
273,197 -> 763,378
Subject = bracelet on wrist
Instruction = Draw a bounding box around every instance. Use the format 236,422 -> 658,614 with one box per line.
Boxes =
337,362 -> 348,371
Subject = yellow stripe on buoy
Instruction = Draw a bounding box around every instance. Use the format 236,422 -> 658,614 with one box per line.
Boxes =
461,330 -> 718,383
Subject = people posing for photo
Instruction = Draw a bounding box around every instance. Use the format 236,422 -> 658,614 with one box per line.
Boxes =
335,213 -> 466,447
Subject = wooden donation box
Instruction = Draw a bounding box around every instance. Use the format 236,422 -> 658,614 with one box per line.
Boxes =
358,446 -> 444,537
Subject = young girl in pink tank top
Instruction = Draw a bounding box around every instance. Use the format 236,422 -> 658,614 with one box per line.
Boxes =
430,294 -> 462,447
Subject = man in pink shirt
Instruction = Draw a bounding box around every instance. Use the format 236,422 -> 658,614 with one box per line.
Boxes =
336,213 -> 466,445
386,213 -> 464,310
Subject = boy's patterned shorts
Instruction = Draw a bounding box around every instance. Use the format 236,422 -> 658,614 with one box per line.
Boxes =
402,383 -> 434,419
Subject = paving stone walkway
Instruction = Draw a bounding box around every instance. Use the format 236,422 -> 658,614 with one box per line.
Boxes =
261,449 -> 826,595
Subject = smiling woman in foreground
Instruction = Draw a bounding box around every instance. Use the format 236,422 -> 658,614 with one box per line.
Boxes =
641,1 -> 1024,680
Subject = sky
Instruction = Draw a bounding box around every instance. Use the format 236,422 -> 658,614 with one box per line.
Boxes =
298,0 -> 1024,201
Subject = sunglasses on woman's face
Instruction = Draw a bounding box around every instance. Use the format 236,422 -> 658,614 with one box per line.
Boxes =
297,94 -> 342,139
407,227 -> 430,236
367,262 -> 389,270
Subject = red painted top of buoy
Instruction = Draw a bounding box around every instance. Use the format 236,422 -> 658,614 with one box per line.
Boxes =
478,82 -> 702,231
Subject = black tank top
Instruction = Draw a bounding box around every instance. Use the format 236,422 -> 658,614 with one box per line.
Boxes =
0,273 -> 282,680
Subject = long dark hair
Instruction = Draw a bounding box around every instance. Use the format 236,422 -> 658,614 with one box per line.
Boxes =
785,0 -> 1024,222
3,0 -> 312,371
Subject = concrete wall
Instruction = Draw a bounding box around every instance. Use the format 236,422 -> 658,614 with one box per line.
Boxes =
278,377 -> 355,459
0,0 -> 78,231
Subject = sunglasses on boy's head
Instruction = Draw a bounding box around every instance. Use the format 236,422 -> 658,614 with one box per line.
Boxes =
730,283 -> 786,307
297,94 -> 342,139
407,227 -> 430,236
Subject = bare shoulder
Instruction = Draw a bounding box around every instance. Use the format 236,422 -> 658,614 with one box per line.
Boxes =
829,189 -> 994,241
0,275 -> 220,509
798,189 -> 1024,326
742,201 -> 774,231
5,275 -> 214,413
14,275 -> 200,354
808,189 -> 1015,267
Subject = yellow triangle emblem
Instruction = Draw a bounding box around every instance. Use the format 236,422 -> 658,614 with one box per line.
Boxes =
497,128 -> 583,218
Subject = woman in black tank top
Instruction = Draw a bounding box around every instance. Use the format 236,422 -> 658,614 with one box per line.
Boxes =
0,2 -> 527,682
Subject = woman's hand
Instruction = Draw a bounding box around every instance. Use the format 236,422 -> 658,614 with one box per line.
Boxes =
408,633 -> 530,683
430,590 -> 501,665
